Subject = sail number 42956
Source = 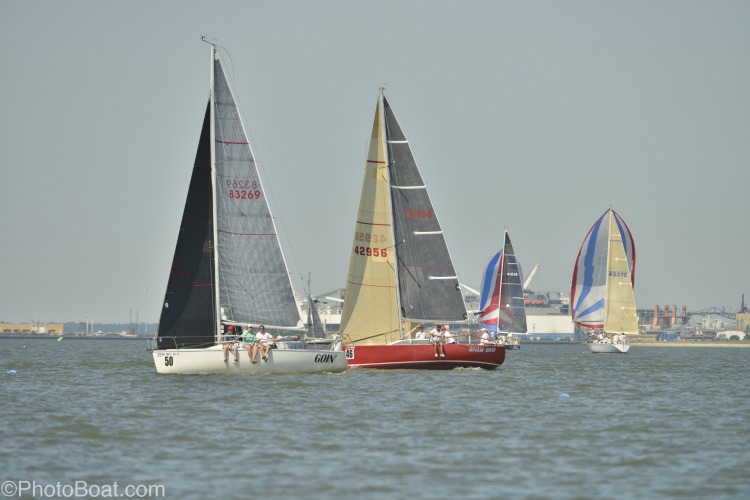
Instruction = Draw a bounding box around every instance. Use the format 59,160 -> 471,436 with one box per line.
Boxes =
354,246 -> 388,258
404,209 -> 433,219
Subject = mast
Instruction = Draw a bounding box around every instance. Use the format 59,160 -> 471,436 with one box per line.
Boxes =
382,89 -> 405,339
209,43 -> 221,343
307,272 -> 313,339
602,210 -> 612,331
497,233 -> 507,335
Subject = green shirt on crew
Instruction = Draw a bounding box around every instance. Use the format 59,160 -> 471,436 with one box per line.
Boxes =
241,329 -> 256,345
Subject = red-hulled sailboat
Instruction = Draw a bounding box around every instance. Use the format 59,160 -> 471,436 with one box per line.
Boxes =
339,90 -> 505,370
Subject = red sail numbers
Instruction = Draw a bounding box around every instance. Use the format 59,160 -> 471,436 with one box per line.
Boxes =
226,179 -> 261,200
403,209 -> 433,219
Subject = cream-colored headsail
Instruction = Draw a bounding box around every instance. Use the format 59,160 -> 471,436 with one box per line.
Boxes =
604,211 -> 638,334
339,94 -> 400,344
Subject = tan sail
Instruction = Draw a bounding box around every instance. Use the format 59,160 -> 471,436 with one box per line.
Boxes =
603,212 -> 638,334
339,95 -> 401,345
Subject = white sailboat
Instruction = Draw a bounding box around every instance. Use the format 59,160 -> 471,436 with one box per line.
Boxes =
302,276 -> 339,350
339,90 -> 505,370
571,209 -> 638,354
150,41 -> 346,374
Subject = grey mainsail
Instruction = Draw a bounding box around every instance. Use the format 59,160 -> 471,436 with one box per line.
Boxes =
498,232 -> 527,334
211,52 -> 301,329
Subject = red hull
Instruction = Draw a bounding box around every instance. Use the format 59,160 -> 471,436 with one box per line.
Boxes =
344,343 -> 505,370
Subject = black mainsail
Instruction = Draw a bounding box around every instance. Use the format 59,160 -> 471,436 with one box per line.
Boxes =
157,105 -> 216,349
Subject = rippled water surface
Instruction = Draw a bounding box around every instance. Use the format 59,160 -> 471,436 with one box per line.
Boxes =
1,339 -> 748,499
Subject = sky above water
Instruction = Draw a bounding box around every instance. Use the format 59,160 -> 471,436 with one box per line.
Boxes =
1,0 -> 748,323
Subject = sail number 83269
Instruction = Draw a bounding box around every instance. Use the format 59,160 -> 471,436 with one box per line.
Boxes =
226,179 -> 261,200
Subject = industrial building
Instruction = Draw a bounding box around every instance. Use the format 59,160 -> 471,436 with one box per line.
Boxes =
0,323 -> 64,335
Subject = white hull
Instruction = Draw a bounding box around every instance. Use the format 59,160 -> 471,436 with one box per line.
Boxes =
152,345 -> 348,374
588,342 -> 630,354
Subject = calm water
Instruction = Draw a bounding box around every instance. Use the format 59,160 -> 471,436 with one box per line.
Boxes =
1,338 -> 748,499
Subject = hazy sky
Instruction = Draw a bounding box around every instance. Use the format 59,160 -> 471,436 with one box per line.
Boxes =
1,0 -> 748,323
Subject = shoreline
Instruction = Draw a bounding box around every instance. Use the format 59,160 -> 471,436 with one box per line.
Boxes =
0,335 -> 147,341
522,340 -> 749,348
628,341 -> 749,348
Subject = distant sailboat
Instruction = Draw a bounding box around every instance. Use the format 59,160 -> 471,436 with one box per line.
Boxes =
300,273 -> 333,343
150,41 -> 346,374
307,296 -> 329,340
478,230 -> 527,350
571,208 -> 638,353
339,90 -> 505,370
302,284 -> 338,350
